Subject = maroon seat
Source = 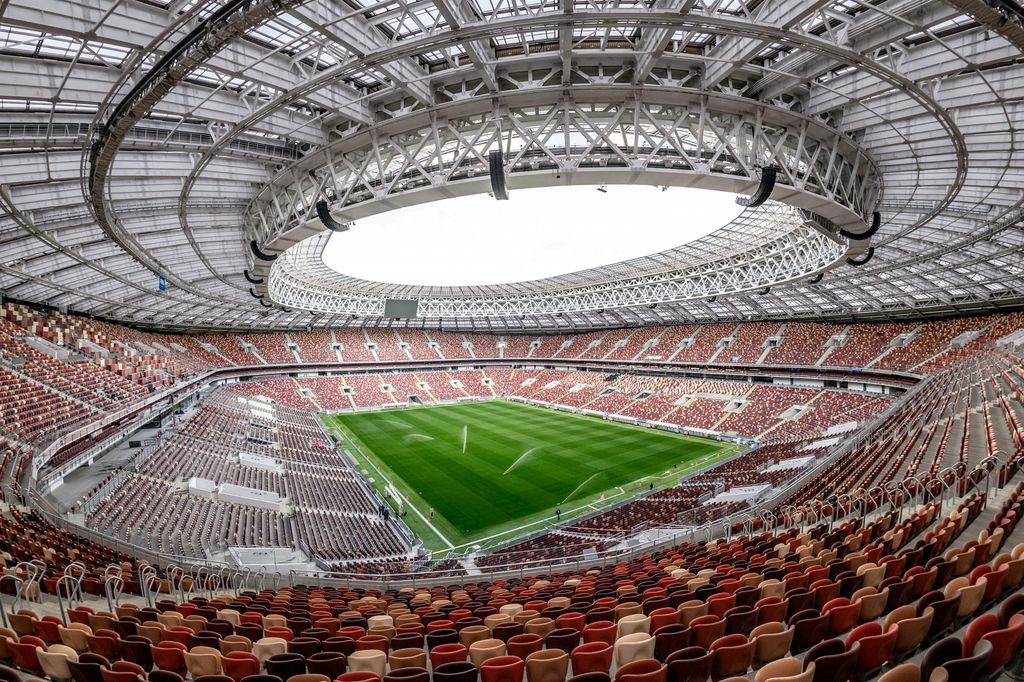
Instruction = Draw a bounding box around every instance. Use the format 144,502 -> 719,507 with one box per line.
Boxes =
652,625 -> 689,662
920,636 -> 989,682
804,639 -> 857,682
788,610 -> 828,653
432,661 -> 479,682
664,647 -> 712,682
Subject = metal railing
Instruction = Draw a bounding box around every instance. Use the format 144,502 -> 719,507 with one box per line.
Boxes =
17,439 -> 1018,594
22,352 -> 1023,589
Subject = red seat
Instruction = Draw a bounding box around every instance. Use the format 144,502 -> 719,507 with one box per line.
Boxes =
151,641 -> 187,675
69,609 -> 95,626
582,622 -> 616,646
810,581 -> 841,610
9,635 -> 46,673
908,567 -> 937,599
570,642 -> 613,675
429,643 -> 468,668
265,627 -> 294,642
336,672 -> 381,682
978,565 -> 1009,604
705,594 -> 735,620
221,651 -> 260,682
87,632 -> 120,661
708,634 -> 754,679
821,598 -> 861,635
648,609 -> 679,634
687,616 -> 725,650
340,627 -> 368,640
555,614 -> 585,633
963,613 -> 1024,674
161,627 -> 194,648
355,635 -> 388,653
35,617 -> 63,644
479,655 -> 525,682
845,622 -> 897,673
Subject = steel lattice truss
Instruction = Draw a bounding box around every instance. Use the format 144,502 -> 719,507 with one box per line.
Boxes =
0,0 -> 1022,331
269,214 -> 847,316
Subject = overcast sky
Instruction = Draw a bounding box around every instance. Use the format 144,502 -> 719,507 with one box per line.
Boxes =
322,185 -> 743,287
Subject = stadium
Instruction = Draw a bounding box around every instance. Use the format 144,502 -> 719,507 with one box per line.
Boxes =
0,0 -> 1023,681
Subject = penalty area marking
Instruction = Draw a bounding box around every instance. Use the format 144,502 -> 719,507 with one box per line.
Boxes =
401,491 -> 455,549
331,420 -> 457,550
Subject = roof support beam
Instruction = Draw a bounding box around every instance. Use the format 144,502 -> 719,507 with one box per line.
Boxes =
430,0 -> 498,91
633,0 -> 697,84
702,0 -> 832,90
2,0 -> 372,125
289,0 -> 434,106
560,0 -> 573,84
752,0 -> 959,101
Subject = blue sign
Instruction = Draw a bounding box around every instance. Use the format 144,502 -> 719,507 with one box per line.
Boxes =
158,275 -> 167,291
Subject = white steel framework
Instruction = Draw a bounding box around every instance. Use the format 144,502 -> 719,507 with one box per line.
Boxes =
0,0 -> 1021,330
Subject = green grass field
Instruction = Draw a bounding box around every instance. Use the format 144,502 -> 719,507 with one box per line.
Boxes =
322,400 -> 736,551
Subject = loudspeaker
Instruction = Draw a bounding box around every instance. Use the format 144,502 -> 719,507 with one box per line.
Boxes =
847,247 -> 875,266
735,166 -> 776,208
489,150 -> 509,200
840,212 -> 881,240
315,200 -> 350,232
250,240 -> 277,262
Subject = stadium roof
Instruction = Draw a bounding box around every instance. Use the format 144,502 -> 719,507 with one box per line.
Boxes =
1,0 -> 1023,331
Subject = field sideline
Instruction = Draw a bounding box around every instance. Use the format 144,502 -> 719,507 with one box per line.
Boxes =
322,400 -> 738,551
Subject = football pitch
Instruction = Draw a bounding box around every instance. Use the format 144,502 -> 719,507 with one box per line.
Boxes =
322,400 -> 738,551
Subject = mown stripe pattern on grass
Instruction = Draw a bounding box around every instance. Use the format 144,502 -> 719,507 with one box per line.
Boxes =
332,400 -> 724,537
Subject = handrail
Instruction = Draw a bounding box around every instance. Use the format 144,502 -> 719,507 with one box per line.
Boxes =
104,569 -> 124,613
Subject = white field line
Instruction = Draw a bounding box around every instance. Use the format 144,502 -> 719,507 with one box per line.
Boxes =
328,410 -> 741,554
331,422 -> 455,549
